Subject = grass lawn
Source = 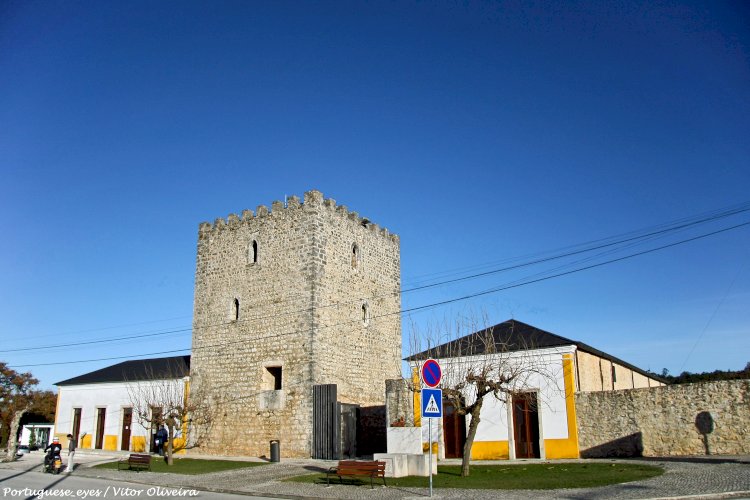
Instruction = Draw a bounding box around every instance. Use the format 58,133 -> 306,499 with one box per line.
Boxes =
287,463 -> 663,489
95,457 -> 268,475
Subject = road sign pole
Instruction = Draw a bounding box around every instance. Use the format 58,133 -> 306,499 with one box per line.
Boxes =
420,359 -> 442,498
428,417 -> 433,497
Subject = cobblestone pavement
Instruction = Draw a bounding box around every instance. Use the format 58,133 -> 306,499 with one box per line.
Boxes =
3,452 -> 749,499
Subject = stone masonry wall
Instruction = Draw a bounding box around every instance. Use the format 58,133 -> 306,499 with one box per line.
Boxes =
189,190 -> 401,458
576,379 -> 750,457
314,193 -> 401,407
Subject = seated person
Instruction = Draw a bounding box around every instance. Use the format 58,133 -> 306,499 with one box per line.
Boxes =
44,437 -> 63,466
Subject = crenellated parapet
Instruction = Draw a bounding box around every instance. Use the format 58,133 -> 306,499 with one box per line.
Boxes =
197,189 -> 398,242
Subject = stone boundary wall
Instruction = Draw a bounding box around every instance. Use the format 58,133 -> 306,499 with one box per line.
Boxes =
576,379 -> 750,457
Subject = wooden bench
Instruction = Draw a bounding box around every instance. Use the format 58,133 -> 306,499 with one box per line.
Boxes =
117,453 -> 152,472
326,460 -> 386,489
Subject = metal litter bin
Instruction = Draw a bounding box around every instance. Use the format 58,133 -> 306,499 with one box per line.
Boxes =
270,440 -> 280,462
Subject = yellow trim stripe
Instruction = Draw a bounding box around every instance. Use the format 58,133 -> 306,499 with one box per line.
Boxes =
545,353 -> 579,458
412,368 -> 421,428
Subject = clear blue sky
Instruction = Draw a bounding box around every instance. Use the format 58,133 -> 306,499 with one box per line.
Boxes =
1,1 -> 748,390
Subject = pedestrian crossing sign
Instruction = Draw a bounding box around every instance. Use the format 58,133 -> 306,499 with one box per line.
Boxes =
421,388 -> 443,418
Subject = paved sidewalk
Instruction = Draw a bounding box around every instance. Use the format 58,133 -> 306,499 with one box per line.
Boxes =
3,452 -> 749,499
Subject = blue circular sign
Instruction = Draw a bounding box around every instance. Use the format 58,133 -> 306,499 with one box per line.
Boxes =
421,359 -> 442,388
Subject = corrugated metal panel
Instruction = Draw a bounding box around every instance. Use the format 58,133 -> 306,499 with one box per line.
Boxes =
312,384 -> 340,459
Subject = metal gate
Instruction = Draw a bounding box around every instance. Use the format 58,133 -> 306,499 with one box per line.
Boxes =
340,403 -> 359,458
312,384 -> 340,459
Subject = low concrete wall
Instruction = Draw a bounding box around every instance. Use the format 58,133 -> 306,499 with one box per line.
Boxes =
576,379 -> 750,457
386,427 -> 422,454
373,453 -> 437,477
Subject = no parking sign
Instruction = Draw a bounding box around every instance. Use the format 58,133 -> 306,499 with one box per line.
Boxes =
421,358 -> 442,388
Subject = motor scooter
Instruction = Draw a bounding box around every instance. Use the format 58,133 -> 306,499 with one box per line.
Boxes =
43,451 -> 63,474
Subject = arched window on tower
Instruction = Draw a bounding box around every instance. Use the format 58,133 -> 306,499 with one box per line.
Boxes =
233,298 -> 240,322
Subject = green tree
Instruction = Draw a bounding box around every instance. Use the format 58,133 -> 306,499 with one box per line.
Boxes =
1,361 -> 39,461
655,362 -> 750,385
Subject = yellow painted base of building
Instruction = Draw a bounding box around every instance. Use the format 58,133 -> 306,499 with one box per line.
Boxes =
421,442 -> 439,454
104,435 -> 117,450
467,440 -> 577,460
471,440 -> 510,459
132,436 -> 146,452
544,438 -> 579,459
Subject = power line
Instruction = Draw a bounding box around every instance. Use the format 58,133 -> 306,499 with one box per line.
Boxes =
0,327 -> 193,353
678,259 -> 747,373
11,219 -> 749,369
4,204 -> 748,355
401,201 -> 750,286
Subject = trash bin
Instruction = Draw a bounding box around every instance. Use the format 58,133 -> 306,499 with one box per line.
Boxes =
270,440 -> 280,462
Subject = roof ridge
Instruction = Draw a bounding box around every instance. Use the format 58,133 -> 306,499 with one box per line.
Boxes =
502,318 -> 581,345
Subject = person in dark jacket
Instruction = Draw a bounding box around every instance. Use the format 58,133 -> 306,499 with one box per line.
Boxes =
44,437 -> 62,468
155,425 -> 169,456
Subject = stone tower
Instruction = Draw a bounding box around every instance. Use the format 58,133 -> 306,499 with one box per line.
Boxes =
189,190 -> 401,457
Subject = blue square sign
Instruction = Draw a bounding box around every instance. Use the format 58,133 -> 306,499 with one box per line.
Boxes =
421,388 -> 443,418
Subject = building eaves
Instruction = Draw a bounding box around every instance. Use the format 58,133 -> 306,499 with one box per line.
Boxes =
55,355 -> 190,386
405,319 -> 664,383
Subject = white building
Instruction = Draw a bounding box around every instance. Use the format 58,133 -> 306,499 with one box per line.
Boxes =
20,423 -> 53,448
54,356 -> 189,453
405,320 -> 664,460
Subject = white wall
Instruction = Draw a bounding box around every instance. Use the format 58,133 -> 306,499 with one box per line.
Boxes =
56,378 -> 185,450
439,346 -> 572,448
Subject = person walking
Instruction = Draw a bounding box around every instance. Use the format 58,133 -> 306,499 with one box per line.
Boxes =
65,434 -> 76,473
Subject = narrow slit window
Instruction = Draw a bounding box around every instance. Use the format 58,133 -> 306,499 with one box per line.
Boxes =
611,364 -> 617,383
362,303 -> 370,326
352,243 -> 359,269
249,240 -> 259,264
233,298 -> 240,321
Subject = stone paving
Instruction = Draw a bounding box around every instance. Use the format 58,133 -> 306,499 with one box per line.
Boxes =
3,451 -> 749,499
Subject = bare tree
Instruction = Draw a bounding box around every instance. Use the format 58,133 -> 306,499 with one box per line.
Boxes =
126,367 -> 213,465
407,314 -> 562,477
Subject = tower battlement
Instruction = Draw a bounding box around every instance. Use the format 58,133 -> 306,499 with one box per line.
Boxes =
197,189 -> 399,243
